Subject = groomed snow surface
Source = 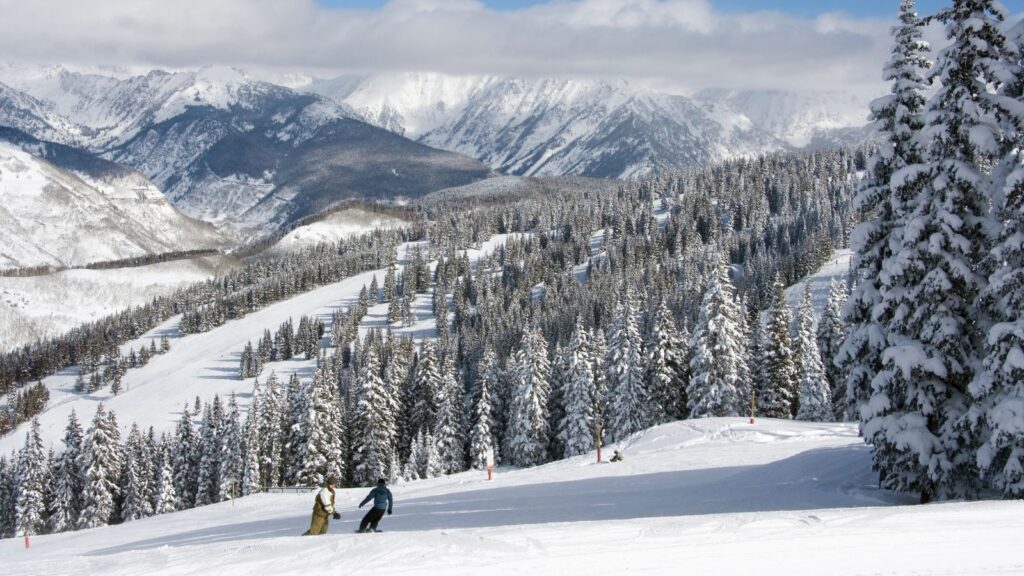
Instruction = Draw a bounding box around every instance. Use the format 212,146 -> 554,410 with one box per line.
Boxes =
4,418 -> 1022,576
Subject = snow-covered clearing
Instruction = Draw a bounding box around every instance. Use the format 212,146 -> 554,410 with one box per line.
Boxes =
0,234 -> 522,455
3,418 -> 1020,576
270,208 -> 411,254
0,256 -> 234,352
783,249 -> 853,318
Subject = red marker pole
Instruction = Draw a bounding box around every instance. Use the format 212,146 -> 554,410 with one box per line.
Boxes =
750,391 -> 757,425
485,449 -> 494,481
596,426 -> 603,463
23,526 -> 29,550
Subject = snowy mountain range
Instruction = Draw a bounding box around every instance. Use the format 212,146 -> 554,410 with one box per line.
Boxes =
306,72 -> 875,178
0,64 -> 874,236
0,66 -> 492,235
0,128 -> 224,271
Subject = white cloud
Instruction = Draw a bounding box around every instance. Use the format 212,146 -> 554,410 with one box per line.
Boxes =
0,0 -> 911,93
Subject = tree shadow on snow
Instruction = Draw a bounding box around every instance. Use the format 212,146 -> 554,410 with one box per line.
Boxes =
381,445 -> 914,533
86,445 -> 914,555
85,515 -> 310,556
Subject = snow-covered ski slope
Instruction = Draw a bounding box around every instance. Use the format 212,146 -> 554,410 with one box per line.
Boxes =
4,418 -> 1022,576
783,249 -> 853,317
0,234 -> 521,455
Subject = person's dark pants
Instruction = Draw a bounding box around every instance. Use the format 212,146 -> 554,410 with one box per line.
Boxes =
359,507 -> 386,531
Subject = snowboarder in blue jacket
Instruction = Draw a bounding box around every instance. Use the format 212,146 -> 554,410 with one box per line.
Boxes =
357,478 -> 393,533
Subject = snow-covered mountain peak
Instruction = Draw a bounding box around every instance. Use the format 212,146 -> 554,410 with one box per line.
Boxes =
329,72 -> 495,136
695,89 -> 872,147
152,66 -> 288,123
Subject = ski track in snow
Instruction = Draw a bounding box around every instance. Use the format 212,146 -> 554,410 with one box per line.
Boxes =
0,234 -> 524,456
3,418 -> 1021,576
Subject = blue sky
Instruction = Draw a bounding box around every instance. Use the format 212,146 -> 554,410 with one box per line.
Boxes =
317,0 -> 1024,18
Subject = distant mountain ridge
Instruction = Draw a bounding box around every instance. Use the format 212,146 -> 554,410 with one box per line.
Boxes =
0,65 -> 874,234
305,72 -> 875,179
0,66 -> 493,234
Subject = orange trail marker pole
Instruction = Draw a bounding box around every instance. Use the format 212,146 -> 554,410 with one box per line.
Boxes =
750,391 -> 757,424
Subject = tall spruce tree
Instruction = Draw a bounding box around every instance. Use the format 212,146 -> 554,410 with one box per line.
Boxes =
469,359 -> 497,470
687,257 -> 746,418
558,318 -> 597,457
795,284 -> 832,421
120,424 -> 152,522
79,405 -> 121,529
15,418 -> 48,536
435,351 -> 466,474
51,410 -> 84,533
837,0 -> 931,424
507,324 -> 551,467
870,0 -> 1008,501
606,287 -> 649,439
645,300 -> 687,423
817,279 -> 848,418
154,439 -> 177,515
218,395 -> 244,502
351,343 -> 395,485
171,405 -> 198,510
970,12 -> 1024,498
760,275 -> 797,418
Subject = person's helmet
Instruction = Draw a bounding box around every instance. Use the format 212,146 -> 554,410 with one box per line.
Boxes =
326,475 -> 337,486
377,478 -> 387,485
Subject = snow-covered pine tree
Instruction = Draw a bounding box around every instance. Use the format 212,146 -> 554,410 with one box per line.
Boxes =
171,405 -> 198,510
79,405 -> 120,528
383,337 -> 413,462
241,394 -> 263,495
795,284 -> 832,422
969,10 -> 1024,498
194,400 -> 222,506
871,0 -> 1008,501
280,372 -> 303,485
687,256 -> 746,418
0,456 -> 14,538
435,349 -> 466,474
591,329 -> 608,437
605,287 -> 649,440
548,342 -> 569,459
816,279 -> 848,417
50,410 -> 84,533
403,431 -> 424,481
558,318 -> 597,458
645,299 -> 686,423
153,438 -> 177,515
120,424 -> 152,522
759,275 -> 797,419
409,342 -> 442,440
837,0 -> 932,424
476,342 -> 504,462
420,430 -> 444,479
384,265 -> 397,303
507,324 -> 551,467
293,367 -> 342,487
351,343 -> 395,485
218,394 -> 244,502
15,418 -> 48,536
469,358 -> 496,470
259,373 -> 285,487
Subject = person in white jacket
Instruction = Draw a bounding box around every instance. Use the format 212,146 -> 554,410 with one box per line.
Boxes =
302,476 -> 340,535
